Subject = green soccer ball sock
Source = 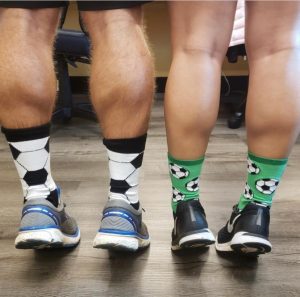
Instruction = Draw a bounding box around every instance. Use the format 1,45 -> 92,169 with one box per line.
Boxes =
168,154 -> 205,213
238,152 -> 288,210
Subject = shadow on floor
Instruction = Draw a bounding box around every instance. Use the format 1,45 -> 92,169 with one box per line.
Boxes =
106,247 -> 150,296
19,246 -> 78,283
216,250 -> 259,284
171,247 -> 209,278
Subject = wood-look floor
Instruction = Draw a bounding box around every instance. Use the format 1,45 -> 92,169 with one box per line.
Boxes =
0,101 -> 299,297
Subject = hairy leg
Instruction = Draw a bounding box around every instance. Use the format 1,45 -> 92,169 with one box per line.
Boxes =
81,7 -> 154,138
81,7 -> 154,252
0,8 -> 60,128
0,8 -> 61,204
246,1 -> 300,158
165,1 -> 237,159
0,8 -> 81,251
81,7 -> 154,208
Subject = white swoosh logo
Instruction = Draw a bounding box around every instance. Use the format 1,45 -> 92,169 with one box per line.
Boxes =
227,214 -> 241,233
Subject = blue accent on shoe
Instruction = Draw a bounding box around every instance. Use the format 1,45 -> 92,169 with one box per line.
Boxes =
19,225 -> 59,232
102,209 -> 137,230
99,228 -> 149,240
22,206 -> 60,225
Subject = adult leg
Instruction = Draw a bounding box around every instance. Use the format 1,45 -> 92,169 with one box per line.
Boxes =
246,2 -> 300,158
0,6 -> 80,249
216,2 -> 300,256
165,1 -> 237,159
0,8 -> 59,127
80,3 -> 154,252
239,2 -> 300,210
81,6 -> 153,139
165,1 -> 237,250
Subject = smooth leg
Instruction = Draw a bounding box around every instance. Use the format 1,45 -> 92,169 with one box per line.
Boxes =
165,1 -> 237,159
246,1 -> 300,158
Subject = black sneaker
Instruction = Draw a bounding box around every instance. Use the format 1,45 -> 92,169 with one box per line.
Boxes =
215,202 -> 272,256
171,200 -> 215,251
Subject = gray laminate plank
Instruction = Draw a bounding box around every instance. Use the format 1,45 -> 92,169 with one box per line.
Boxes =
0,101 -> 299,297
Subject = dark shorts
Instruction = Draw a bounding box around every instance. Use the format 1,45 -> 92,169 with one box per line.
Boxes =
0,1 -> 151,11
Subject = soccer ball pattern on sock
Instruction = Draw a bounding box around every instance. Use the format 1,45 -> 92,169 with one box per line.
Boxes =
107,149 -> 143,204
238,154 -> 287,210
172,187 -> 185,202
9,137 -> 57,200
169,163 -> 189,179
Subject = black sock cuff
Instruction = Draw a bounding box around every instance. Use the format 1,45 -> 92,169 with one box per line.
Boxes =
1,123 -> 51,142
103,134 -> 147,154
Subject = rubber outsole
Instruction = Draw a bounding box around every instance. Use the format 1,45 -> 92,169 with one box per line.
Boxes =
171,230 -> 215,251
215,231 -> 272,256
231,242 -> 272,256
15,228 -> 81,250
93,232 -> 150,252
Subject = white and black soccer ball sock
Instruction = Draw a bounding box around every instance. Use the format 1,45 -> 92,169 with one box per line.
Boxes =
103,134 -> 147,210
2,123 -> 59,207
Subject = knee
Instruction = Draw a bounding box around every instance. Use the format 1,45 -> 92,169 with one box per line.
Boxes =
247,30 -> 300,61
172,32 -> 229,65
80,6 -> 142,36
0,8 -> 60,43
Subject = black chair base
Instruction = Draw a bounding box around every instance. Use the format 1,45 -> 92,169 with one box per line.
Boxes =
54,29 -> 95,123
225,45 -> 248,129
52,103 -> 97,123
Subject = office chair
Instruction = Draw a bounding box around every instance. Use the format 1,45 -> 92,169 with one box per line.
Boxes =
53,6 -> 95,122
223,44 -> 248,129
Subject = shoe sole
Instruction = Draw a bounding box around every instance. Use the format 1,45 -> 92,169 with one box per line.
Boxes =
171,229 -> 215,251
215,231 -> 272,256
93,232 -> 150,252
15,228 -> 81,249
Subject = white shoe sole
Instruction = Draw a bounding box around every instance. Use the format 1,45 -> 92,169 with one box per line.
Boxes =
15,228 -> 80,249
93,232 -> 150,252
215,231 -> 272,255
172,229 -> 215,251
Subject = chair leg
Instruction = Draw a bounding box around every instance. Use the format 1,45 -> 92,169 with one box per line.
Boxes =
227,98 -> 246,129
53,55 -> 73,122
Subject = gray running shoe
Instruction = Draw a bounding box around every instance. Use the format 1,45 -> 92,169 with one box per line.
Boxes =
15,195 -> 80,249
93,199 -> 150,252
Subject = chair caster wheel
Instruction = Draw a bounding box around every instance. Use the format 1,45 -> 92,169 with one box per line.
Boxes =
227,113 -> 243,129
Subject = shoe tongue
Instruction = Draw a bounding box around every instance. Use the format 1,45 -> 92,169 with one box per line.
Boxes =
47,188 -> 61,207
